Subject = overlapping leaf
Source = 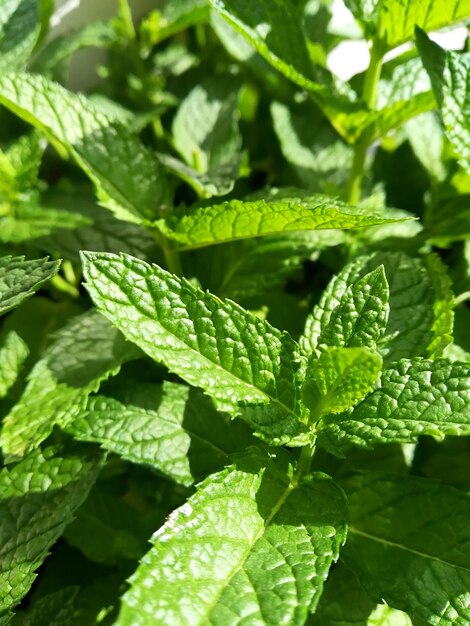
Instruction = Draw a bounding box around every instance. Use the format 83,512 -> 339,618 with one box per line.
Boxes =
159,197 -> 409,250
0,256 -> 60,317
416,28 -> 470,171
0,73 -> 170,224
114,448 -> 348,626
302,347 -> 382,420
300,266 -> 390,356
341,472 -> 470,625
0,445 -> 103,621
0,311 -> 139,458
81,252 -> 310,446
319,358 -> 470,455
0,331 -> 28,399
0,0 -> 40,72
68,381 -> 255,486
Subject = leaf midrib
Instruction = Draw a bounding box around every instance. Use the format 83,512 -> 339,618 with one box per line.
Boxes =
349,526 -> 470,574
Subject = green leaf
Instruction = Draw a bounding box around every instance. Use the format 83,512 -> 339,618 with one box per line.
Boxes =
301,252 -> 454,365
68,381 -> 255,486
0,0 -> 40,73
0,255 -> 60,317
0,311 -> 139,459
0,445 -> 103,620
0,331 -> 28,399
311,561 -> 376,625
341,472 -> 470,625
0,73 -> 170,224
81,252 -> 310,446
114,448 -> 348,626
33,187 -> 158,263
271,101 -> 353,194
344,0 -> 470,50
63,484 -> 152,565
0,202 -> 91,244
416,28 -> 470,171
301,266 -> 390,356
302,347 -> 382,419
318,358 -> 470,455
190,230 -> 343,301
379,0 -> 470,50
140,0 -> 209,46
171,76 -> 243,197
425,254 -> 454,359
159,197 -> 410,250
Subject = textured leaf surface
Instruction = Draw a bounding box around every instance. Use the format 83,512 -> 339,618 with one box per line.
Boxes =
0,445 -> 103,619
318,358 -> 470,454
81,252 -> 310,445
0,331 -> 28,399
302,347 -> 382,419
68,381 -> 255,486
301,266 -> 389,356
416,29 -> 470,171
0,73 -> 169,223
341,472 -> 470,625
0,256 -> 60,317
301,252 -> 452,364
379,0 -> 470,49
160,198 -> 408,250
0,0 -> 40,72
0,311 -> 138,458
114,448 -> 348,626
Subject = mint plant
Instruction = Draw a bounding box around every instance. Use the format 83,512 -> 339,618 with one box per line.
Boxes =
0,0 -> 470,624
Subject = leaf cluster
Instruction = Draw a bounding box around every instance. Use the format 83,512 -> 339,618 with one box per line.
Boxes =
0,1 -> 469,625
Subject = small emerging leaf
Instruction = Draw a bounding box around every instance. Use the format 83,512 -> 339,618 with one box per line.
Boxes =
302,347 -> 382,420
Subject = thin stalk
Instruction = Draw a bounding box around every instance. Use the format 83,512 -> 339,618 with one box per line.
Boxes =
295,440 -> 316,483
346,39 -> 385,205
152,229 -> 183,276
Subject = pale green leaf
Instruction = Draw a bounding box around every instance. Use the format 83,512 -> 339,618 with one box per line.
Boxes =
302,347 -> 382,419
271,101 -> 353,194
140,0 -> 209,46
318,358 -> 470,455
0,255 -> 60,317
158,152 -> 242,198
0,311 -> 139,459
81,252 -> 310,446
380,0 -> 470,50
68,381 -> 255,486
0,202 -> 91,244
114,448 -> 348,626
171,76 -> 243,196
0,73 -> 170,224
159,197 -> 410,250
341,472 -> 470,625
344,0 -> 470,49
0,331 -> 28,399
416,28 -> 470,171
301,266 -> 390,356
0,445 -> 103,619
0,0 -> 40,72
425,253 -> 454,358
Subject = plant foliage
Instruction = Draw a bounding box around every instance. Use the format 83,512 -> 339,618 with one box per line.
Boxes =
0,0 -> 469,624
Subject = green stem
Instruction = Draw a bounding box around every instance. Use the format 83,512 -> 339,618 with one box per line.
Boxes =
346,39 -> 385,205
296,440 -> 316,481
152,229 -> 183,276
